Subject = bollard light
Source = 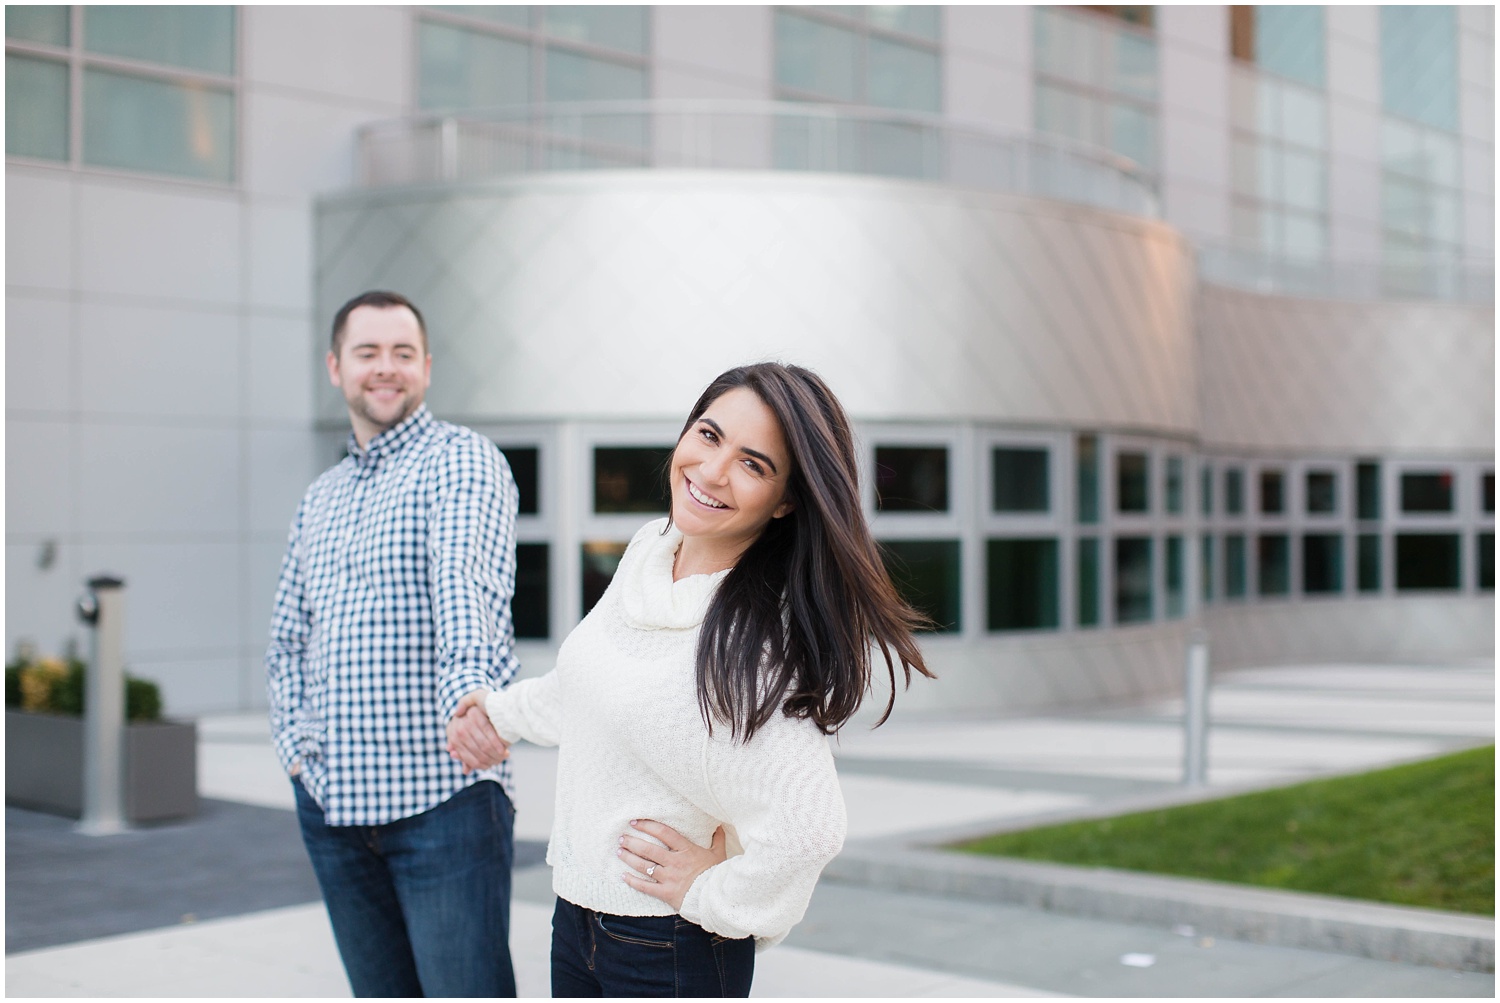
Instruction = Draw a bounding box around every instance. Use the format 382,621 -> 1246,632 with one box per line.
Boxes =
76,575 -> 127,836
1182,629 -> 1210,787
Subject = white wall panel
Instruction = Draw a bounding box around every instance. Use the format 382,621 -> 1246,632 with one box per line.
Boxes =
75,182 -> 241,305
316,173 -> 1198,435
653,6 -> 771,98
124,656 -> 245,717
6,295 -> 73,414
944,6 -> 1030,134
1199,285 -> 1495,455
70,542 -> 242,657
246,201 -> 314,311
75,301 -> 240,419
247,427 -> 321,536
6,420 -> 72,536
242,93 -> 381,199
243,5 -> 410,107
76,425 -> 241,536
6,170 -> 74,291
5,544 -> 82,660
246,313 -> 319,423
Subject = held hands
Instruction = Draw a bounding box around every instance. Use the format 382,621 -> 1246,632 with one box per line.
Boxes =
618,819 -> 728,912
446,688 -> 510,773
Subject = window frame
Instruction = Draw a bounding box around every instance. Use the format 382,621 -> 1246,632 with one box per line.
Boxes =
5,5 -> 242,186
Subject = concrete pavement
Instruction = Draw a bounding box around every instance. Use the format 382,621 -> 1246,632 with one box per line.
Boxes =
6,659 -> 1494,997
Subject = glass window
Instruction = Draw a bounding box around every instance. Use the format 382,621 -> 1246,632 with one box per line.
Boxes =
867,5 -> 941,41
1200,463 -> 1213,516
1225,467 -> 1244,515
6,54 -> 68,161
1201,532 -> 1215,602
867,35 -> 940,113
431,6 -> 532,29
1401,472 -> 1454,513
1357,461 -> 1380,520
581,540 -> 628,615
7,6 -> 69,46
419,20 -> 530,111
1479,533 -> 1495,592
545,46 -> 647,102
1165,535 -> 1185,619
879,539 -> 961,633
1395,533 -> 1461,591
1114,536 -> 1152,623
513,542 -> 550,639
84,6 -> 235,75
1259,469 -> 1284,515
1232,5 -> 1324,88
1306,470 -> 1337,514
1077,536 -> 1100,627
775,11 -> 860,103
1165,456 -> 1183,515
876,446 -> 949,512
544,5 -> 648,54
1358,532 -> 1381,592
1484,472 -> 1495,515
1117,452 -> 1149,513
1225,533 -> 1248,598
593,446 -> 671,513
986,538 -> 1060,632
495,445 -> 539,516
992,447 -> 1048,514
1258,533 -> 1290,596
1076,434 -> 1099,524
83,68 -> 235,182
1303,533 -> 1343,594
1034,5 -> 1157,172
1380,5 -> 1459,132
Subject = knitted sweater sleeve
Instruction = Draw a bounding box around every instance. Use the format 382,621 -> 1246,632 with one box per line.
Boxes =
483,671 -> 563,747
677,712 -> 847,950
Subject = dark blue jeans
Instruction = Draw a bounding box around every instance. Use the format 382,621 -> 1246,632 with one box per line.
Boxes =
551,896 -> 755,997
293,777 -> 516,998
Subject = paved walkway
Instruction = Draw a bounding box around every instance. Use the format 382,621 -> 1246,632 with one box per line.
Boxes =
6,660 -> 1494,997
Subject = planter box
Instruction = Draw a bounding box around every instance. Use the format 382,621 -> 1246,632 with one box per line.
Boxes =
5,710 -> 198,823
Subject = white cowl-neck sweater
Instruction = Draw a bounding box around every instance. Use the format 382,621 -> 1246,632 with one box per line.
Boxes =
484,518 -> 847,950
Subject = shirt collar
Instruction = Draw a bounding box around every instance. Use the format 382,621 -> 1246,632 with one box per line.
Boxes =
347,405 -> 433,462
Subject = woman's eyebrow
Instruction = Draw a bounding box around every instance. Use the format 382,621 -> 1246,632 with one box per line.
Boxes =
700,417 -> 780,475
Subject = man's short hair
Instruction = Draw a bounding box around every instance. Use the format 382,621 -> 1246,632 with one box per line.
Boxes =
330,290 -> 428,355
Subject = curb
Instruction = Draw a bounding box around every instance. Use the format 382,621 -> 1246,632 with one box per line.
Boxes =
824,844 -> 1495,974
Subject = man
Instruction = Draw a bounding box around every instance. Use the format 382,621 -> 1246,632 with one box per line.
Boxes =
267,290 -> 519,997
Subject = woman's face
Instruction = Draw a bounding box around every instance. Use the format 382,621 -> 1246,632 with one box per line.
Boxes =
670,387 -> 795,558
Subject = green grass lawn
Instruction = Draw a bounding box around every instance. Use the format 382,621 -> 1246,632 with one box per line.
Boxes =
954,745 -> 1495,915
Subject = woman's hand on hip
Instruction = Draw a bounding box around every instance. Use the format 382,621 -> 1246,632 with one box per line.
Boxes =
618,819 -> 727,911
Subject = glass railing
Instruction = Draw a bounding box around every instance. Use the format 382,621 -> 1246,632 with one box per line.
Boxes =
1199,244 -> 1495,304
355,99 -> 1161,219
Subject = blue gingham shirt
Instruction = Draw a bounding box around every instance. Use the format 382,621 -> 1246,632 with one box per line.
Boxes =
266,405 -> 520,826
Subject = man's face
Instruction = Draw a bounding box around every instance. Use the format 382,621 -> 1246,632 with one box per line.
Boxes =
326,304 -> 431,447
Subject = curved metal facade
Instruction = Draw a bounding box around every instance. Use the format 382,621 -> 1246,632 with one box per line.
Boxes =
317,172 -> 1197,432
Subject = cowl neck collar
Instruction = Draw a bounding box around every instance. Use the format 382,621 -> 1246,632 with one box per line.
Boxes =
618,518 -> 729,630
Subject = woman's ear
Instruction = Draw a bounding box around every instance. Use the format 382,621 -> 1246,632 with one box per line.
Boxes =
773,499 -> 796,519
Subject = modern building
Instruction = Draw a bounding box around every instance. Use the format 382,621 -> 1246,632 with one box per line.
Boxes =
6,5 -> 1493,718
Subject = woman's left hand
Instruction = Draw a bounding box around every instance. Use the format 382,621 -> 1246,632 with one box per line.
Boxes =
618,819 -> 727,911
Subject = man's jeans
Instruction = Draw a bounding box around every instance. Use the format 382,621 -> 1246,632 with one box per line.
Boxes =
550,896 -> 755,997
293,777 -> 517,998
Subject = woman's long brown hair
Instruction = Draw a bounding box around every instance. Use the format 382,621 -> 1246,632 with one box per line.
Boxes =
667,363 -> 935,741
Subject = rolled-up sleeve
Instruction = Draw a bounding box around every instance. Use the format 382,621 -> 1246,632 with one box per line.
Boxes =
678,714 -> 847,950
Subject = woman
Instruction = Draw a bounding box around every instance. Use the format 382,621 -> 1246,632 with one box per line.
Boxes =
463,363 -> 933,997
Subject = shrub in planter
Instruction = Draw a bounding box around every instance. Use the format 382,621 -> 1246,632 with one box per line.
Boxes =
5,649 -> 195,822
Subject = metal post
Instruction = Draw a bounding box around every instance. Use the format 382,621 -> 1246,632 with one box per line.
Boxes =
1182,628 -> 1210,787
77,575 -> 127,835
